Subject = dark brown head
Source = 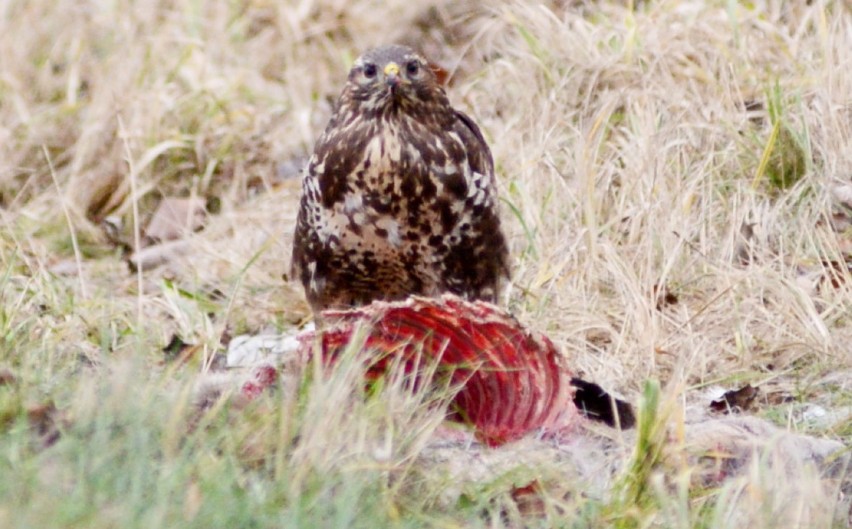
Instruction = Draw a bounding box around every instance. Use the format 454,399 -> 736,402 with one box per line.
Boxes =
342,44 -> 448,117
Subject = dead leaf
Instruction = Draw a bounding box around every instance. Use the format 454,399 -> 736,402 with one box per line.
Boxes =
128,239 -> 191,271
47,259 -> 83,277
144,197 -> 207,244
27,401 -> 61,448
0,367 -> 17,386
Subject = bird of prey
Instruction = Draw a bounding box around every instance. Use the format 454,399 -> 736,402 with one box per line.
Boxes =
291,44 -> 509,313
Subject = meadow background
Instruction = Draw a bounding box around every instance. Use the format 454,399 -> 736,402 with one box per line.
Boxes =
1,0 -> 850,527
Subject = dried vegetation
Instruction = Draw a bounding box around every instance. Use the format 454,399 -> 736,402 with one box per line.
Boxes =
1,0 -> 850,527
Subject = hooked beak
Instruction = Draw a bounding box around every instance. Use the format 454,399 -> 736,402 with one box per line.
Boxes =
384,62 -> 401,90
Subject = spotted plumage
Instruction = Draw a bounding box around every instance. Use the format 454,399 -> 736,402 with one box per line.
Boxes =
291,44 -> 509,312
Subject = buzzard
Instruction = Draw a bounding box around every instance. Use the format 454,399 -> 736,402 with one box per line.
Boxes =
291,44 -> 509,312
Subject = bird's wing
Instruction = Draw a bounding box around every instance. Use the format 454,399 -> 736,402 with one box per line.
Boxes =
453,109 -> 495,181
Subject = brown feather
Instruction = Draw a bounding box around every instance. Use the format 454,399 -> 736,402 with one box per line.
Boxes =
291,44 -> 509,312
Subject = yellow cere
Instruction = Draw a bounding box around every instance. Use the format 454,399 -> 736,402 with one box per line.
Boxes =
383,62 -> 399,76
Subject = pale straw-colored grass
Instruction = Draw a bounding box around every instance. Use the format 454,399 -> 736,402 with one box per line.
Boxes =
0,0 -> 849,527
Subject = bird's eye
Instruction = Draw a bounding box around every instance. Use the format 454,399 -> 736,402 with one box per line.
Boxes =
363,64 -> 377,78
406,60 -> 420,76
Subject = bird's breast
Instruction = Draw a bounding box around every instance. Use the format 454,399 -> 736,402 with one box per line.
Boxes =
314,118 -> 474,260
348,120 -> 469,202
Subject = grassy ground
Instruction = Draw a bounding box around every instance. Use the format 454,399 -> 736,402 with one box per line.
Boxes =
1,0 -> 851,527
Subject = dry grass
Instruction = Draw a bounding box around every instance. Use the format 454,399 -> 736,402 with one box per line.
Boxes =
1,0 -> 851,527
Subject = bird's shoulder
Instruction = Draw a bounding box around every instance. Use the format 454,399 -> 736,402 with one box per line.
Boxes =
449,109 -> 494,182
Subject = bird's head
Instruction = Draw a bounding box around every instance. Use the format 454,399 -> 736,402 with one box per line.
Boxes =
343,45 -> 445,115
